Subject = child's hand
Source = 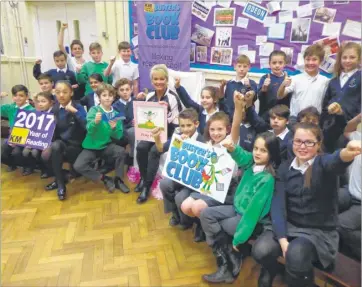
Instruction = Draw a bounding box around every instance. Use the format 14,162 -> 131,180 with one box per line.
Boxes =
131,119 -> 135,126
245,91 -> 255,107
95,112 -> 102,124
136,92 -> 146,100
180,134 -> 189,140
328,102 -> 343,115
219,79 -> 227,95
244,75 -> 250,87
233,91 -> 245,107
283,72 -> 291,87
151,127 -> 162,139
61,23 -> 68,30
110,56 -> 116,65
35,59 -> 42,65
71,84 -> 79,90
174,77 -> 181,88
221,137 -> 235,153
109,120 -> 116,129
279,238 -> 289,258
263,74 -> 271,88
0,92 -> 9,98
346,140 -> 361,156
65,105 -> 78,114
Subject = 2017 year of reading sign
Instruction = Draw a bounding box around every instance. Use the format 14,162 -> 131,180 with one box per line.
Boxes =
8,110 -> 56,150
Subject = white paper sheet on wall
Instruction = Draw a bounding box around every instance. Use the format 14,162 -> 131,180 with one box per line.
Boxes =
297,4 -> 312,18
279,10 -> 293,23
322,22 -> 342,37
342,19 -> 362,39
281,0 -> 299,11
264,16 -> 277,27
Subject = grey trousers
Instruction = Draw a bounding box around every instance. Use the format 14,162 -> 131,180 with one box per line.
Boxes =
200,205 -> 241,246
160,178 -> 193,225
74,143 -> 126,181
125,127 -> 135,158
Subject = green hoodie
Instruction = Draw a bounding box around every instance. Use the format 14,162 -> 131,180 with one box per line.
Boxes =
1,103 -> 35,128
230,145 -> 275,247
77,61 -> 113,95
82,105 -> 123,150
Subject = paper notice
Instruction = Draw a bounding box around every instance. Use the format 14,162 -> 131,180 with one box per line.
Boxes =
131,35 -> 138,47
233,0 -> 247,6
322,22 -> 342,37
342,19 -> 361,39
268,23 -> 286,39
279,10 -> 293,23
297,4 -> 312,18
310,0 -> 324,9
236,17 -> 249,29
240,50 -> 256,63
192,1 -> 211,21
217,0 -> 232,8
256,35 -> 268,45
238,45 -> 249,54
267,1 -> 281,14
264,16 -> 277,27
301,45 -> 309,53
260,58 -> 270,69
281,0 -> 299,11
259,42 -> 275,57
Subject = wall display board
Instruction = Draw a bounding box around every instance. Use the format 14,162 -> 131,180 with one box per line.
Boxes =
129,0 -> 361,76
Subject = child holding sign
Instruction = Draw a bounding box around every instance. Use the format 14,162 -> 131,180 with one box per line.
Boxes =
199,94 -> 281,283
1,85 -> 35,172
74,83 -> 129,194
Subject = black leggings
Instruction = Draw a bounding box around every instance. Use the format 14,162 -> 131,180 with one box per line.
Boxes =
252,230 -> 318,287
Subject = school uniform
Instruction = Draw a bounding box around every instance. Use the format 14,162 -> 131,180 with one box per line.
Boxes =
160,131 -> 204,226
33,65 -> 77,86
111,59 -> 139,86
80,92 -> 99,112
238,123 -> 256,153
1,103 -> 35,169
258,73 -> 292,121
224,77 -> 258,118
74,105 -> 126,182
176,86 -> 226,133
252,151 -> 351,287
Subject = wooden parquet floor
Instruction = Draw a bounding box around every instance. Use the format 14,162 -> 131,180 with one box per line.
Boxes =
1,167 -> 288,287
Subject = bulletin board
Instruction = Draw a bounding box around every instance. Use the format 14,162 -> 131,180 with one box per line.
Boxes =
129,1 -> 361,76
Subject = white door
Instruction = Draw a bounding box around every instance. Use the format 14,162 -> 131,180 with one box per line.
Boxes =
31,1 -> 97,71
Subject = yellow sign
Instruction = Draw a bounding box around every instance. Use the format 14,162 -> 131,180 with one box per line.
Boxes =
144,3 -> 154,12
8,127 -> 29,145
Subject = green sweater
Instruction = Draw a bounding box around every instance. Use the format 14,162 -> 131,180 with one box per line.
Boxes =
82,106 -> 123,150
77,61 -> 112,95
230,145 -> 275,246
1,103 -> 35,128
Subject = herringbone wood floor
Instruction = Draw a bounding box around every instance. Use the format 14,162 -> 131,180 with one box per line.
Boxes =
1,167 -> 289,287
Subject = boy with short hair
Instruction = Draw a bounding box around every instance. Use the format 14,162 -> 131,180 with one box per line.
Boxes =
37,73 -> 54,93
77,42 -> 112,96
104,41 -> 139,95
223,55 -> 257,118
258,50 -> 292,121
33,51 -> 78,89
277,44 -> 329,123
157,108 -> 205,228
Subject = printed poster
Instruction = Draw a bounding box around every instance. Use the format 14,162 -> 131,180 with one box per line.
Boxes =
8,110 -> 55,150
134,101 -> 168,142
242,2 -> 268,23
215,27 -> 232,47
162,134 -> 236,203
214,8 -> 236,26
192,1 -> 211,21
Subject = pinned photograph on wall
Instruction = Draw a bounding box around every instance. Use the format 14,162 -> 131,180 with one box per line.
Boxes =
196,46 -> 208,62
313,7 -> 336,24
133,47 -> 139,60
191,24 -> 215,47
133,23 -> 138,35
320,57 -> 336,73
215,27 -> 232,47
134,101 -> 168,143
342,19 -> 361,39
281,47 -> 294,65
313,36 -> 340,57
190,43 -> 196,63
210,47 -> 233,66
214,8 -> 236,26
290,18 -> 311,43
242,2 -> 268,23
192,1 -> 211,21
267,23 -> 286,40
239,50 -> 256,63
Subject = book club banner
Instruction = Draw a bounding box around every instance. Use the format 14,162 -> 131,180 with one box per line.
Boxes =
134,101 -> 168,142
8,110 -> 55,150
136,1 -> 192,90
162,134 -> 236,203
130,0 -> 361,76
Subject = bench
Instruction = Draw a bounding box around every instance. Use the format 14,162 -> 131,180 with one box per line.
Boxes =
248,239 -> 361,287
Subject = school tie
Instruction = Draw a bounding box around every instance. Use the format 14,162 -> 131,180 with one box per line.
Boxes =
59,107 -> 66,121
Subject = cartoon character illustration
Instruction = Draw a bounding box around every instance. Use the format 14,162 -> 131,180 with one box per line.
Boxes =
200,152 -> 225,194
138,110 -> 158,129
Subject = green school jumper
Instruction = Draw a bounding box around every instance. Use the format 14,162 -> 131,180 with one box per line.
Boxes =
82,106 -> 123,150
77,61 -> 113,95
230,145 -> 275,247
1,103 -> 35,128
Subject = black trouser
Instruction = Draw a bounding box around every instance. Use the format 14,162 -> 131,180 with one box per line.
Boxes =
136,141 -> 163,187
252,230 -> 318,287
46,140 -> 82,188
1,142 -> 23,167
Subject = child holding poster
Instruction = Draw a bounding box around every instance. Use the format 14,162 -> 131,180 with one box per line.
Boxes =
199,92 -> 281,284
1,85 -> 35,173
74,83 -> 129,194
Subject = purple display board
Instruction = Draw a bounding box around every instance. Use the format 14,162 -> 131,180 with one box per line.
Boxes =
8,110 -> 55,150
136,1 -> 192,90
129,1 -> 361,76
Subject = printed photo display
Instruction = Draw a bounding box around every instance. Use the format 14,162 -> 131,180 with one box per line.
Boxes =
196,46 -> 208,62
210,47 -> 233,65
214,8 -> 236,26
190,43 -> 196,63
290,18 -> 311,43
215,27 -> 232,47
191,24 -> 215,47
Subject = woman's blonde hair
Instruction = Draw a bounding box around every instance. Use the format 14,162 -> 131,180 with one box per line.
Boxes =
334,42 -> 361,77
150,64 -> 169,82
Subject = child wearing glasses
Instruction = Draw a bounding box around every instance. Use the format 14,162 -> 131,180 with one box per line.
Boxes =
251,122 -> 361,287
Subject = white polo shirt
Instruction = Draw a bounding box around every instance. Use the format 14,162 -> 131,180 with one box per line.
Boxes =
111,59 -> 139,86
285,72 -> 329,117
348,131 -> 361,200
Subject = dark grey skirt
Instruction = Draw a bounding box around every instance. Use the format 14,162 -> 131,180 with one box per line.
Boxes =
264,221 -> 339,269
189,192 -> 222,207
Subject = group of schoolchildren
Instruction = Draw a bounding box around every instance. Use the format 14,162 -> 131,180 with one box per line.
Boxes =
1,23 -> 361,286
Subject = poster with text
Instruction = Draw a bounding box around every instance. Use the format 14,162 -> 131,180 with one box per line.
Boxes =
134,101 -> 168,142
162,134 -> 236,203
8,110 -> 55,150
137,1 -> 192,90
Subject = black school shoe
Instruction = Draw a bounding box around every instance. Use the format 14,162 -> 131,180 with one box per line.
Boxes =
102,175 -> 115,193
7,166 -> 17,172
134,178 -> 144,193
57,186 -> 66,201
45,181 -> 58,191
22,167 -> 34,176
114,177 -> 130,193
169,212 -> 180,226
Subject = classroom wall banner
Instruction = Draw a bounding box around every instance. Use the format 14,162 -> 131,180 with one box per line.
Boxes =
162,134 -> 236,203
8,110 -> 55,150
133,101 -> 168,142
136,1 -> 192,90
